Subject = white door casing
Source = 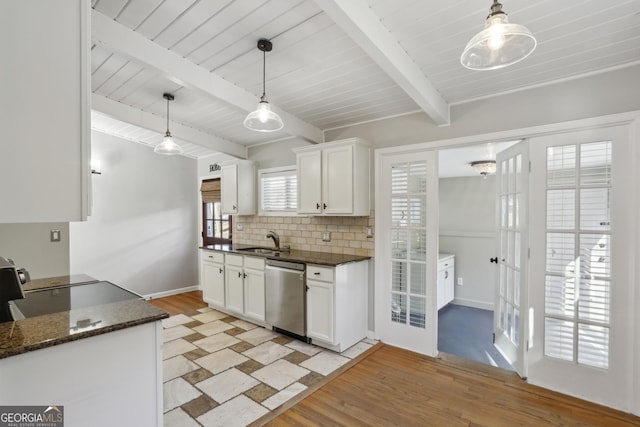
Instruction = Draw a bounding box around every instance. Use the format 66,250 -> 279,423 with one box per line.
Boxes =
494,141 -> 530,377
375,150 -> 438,356
527,125 -> 635,412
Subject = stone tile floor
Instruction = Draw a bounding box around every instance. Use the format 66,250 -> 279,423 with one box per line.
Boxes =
162,307 -> 376,427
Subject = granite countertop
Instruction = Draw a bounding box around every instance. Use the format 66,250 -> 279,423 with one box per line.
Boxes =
201,244 -> 371,266
0,284 -> 168,360
23,274 -> 98,292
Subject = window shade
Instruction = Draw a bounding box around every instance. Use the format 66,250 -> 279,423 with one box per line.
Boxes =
201,179 -> 221,203
260,169 -> 297,212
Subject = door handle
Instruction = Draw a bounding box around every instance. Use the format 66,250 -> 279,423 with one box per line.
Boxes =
490,257 -> 498,264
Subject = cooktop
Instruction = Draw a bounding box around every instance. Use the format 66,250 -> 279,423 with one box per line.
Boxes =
11,281 -> 142,319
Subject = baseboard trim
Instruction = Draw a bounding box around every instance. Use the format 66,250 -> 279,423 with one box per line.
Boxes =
452,298 -> 494,311
144,285 -> 199,300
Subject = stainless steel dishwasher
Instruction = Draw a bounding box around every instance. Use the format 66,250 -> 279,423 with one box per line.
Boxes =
265,259 -> 307,340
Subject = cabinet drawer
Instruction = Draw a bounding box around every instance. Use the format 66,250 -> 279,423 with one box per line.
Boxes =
244,256 -> 265,271
438,259 -> 454,271
202,251 -> 224,264
307,265 -> 334,283
225,254 -> 244,267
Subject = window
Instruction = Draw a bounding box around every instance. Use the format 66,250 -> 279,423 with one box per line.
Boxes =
259,166 -> 297,215
543,141 -> 612,369
201,179 -> 232,246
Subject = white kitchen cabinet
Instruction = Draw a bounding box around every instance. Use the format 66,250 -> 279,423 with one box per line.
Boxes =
437,254 -> 455,310
225,254 -> 245,314
221,160 -> 256,215
202,251 -> 225,308
243,256 -> 266,323
306,260 -> 369,352
294,138 -> 371,216
221,253 -> 266,322
0,1 -> 91,222
307,275 -> 335,343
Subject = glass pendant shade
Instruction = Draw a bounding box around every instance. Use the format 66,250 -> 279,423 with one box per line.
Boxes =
461,3 -> 537,71
154,131 -> 184,155
243,97 -> 284,132
154,93 -> 183,155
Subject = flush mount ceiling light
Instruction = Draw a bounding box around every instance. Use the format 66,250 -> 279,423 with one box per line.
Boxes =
470,160 -> 496,178
243,39 -> 284,132
461,0 -> 537,71
154,93 -> 184,155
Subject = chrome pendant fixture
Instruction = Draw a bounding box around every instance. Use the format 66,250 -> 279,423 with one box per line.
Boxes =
461,0 -> 537,71
243,39 -> 284,132
154,93 -> 184,155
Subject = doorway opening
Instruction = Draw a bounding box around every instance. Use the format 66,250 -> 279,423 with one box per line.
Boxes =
436,141 -> 518,371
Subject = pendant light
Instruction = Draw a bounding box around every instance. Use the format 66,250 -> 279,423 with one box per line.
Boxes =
243,39 -> 284,132
154,93 -> 184,155
461,0 -> 537,71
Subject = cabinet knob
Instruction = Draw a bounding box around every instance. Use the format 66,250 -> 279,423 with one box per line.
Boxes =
233,205 -> 237,211
316,203 -> 320,210
444,270 -> 448,279
238,272 -> 242,278
314,272 -> 320,275
243,273 -> 247,279
323,203 -> 327,210
219,267 -> 223,274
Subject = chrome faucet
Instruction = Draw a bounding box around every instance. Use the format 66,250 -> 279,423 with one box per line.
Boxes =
266,231 -> 280,250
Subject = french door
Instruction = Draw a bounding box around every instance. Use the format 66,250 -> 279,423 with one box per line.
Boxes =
527,126 -> 634,411
494,140 -> 529,377
375,150 -> 438,356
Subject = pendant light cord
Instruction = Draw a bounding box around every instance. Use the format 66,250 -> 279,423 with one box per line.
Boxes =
166,97 -> 171,135
262,49 -> 266,98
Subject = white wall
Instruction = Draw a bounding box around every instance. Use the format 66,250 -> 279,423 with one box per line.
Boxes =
0,223 -> 70,278
248,137 -> 313,169
325,64 -> 640,146
439,176 -> 496,310
70,131 -> 198,297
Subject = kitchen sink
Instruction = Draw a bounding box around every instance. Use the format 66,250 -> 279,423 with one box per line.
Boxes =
237,247 -> 278,254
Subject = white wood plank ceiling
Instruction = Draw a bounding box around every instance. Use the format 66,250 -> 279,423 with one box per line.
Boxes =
90,0 -> 640,158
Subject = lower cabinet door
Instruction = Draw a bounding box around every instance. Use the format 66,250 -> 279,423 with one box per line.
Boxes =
306,280 -> 334,344
203,262 -> 225,307
244,269 -> 265,322
225,265 -> 244,314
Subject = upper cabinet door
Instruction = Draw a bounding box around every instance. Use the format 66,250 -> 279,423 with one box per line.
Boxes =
221,164 -> 238,214
323,145 -> 353,215
297,151 -> 322,214
294,138 -> 371,217
0,1 -> 90,222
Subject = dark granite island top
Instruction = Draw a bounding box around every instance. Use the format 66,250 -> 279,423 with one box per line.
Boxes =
0,281 -> 168,360
201,244 -> 371,266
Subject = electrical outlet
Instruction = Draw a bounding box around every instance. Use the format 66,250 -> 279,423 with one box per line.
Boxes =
50,230 -> 61,242
366,227 -> 373,238
236,224 -> 244,231
457,277 -> 463,286
322,231 -> 331,242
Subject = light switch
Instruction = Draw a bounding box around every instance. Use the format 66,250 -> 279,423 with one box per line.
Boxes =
50,230 -> 61,242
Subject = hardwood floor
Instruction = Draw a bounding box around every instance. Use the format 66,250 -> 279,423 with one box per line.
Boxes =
263,344 -> 640,426
149,293 -> 640,426
147,290 -> 207,316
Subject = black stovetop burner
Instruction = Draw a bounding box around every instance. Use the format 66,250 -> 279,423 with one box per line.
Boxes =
10,281 -> 142,320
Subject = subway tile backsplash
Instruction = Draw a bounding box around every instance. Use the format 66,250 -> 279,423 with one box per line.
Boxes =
233,211 -> 375,257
